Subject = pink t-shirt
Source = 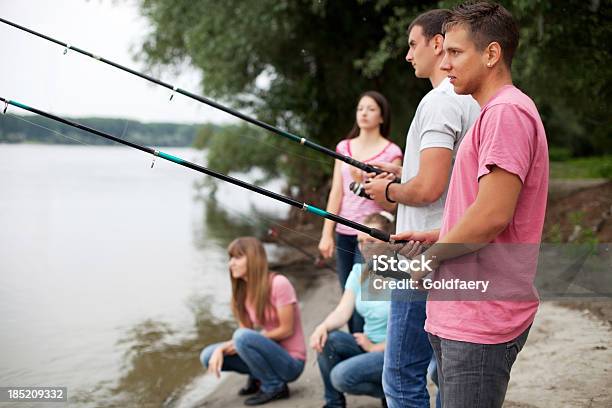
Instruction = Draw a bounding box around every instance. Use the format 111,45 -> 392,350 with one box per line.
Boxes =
245,274 -> 306,361
335,139 -> 403,235
425,85 -> 549,344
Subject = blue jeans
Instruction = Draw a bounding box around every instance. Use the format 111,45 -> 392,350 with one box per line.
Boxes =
335,232 -> 364,333
200,328 -> 304,393
382,288 -> 432,408
317,330 -> 385,408
429,326 -> 531,408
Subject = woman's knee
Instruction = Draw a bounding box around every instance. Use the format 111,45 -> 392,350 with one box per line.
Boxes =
232,328 -> 259,348
200,344 -> 218,368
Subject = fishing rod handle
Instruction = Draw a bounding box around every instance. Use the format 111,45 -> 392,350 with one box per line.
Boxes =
355,161 -> 402,184
369,228 -> 389,242
368,228 -> 409,244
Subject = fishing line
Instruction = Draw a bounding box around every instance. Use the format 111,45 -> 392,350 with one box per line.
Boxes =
5,114 -> 145,165
4,113 -> 91,146
120,119 -> 130,140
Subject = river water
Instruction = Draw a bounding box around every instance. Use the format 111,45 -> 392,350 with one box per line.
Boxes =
0,144 -> 289,407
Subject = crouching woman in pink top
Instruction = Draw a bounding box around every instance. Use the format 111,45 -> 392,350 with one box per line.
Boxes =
200,237 -> 306,406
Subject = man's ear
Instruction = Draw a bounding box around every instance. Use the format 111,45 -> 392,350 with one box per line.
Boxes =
485,41 -> 503,67
433,33 -> 445,56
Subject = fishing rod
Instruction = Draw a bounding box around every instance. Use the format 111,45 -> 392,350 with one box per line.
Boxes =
0,97 -> 399,243
0,17 -> 399,182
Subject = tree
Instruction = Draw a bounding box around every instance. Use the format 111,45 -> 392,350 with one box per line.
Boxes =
137,0 -> 611,216
137,0 -> 436,216
490,0 -> 611,156
359,0 -> 611,156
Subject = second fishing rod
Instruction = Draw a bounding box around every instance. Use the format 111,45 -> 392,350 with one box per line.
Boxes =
0,97 -> 400,243
0,16 -> 400,184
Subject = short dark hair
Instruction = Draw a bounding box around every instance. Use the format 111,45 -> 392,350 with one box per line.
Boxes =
407,9 -> 452,42
346,90 -> 391,139
443,1 -> 519,68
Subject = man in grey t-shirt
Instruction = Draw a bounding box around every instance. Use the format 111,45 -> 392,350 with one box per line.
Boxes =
365,9 -> 478,408
395,76 -> 478,233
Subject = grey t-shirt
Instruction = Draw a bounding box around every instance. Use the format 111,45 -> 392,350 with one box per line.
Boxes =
396,78 -> 480,233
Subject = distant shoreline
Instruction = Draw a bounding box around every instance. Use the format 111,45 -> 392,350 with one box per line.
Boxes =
0,114 -> 204,146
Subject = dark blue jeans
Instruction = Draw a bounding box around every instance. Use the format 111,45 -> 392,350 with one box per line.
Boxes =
428,325 -> 531,408
335,232 -> 364,333
200,328 -> 304,393
317,330 -> 385,407
382,288 -> 432,408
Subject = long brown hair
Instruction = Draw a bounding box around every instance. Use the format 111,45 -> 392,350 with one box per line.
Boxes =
346,91 -> 391,139
227,237 -> 273,327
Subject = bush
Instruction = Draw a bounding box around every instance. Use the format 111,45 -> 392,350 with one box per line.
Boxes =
548,147 -> 572,162
599,160 -> 612,179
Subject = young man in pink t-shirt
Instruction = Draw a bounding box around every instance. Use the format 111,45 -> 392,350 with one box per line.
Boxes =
392,2 -> 549,407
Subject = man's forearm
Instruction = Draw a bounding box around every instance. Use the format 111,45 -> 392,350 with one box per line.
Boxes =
388,178 -> 441,206
415,203 -> 508,279
414,168 -> 522,280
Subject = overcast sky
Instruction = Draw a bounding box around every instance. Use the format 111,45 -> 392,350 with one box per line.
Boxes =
0,0 -> 236,124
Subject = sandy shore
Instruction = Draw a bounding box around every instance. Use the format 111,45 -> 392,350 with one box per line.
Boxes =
196,262 -> 612,408
505,301 -> 612,407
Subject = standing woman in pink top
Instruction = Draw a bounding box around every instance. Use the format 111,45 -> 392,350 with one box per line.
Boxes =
200,237 -> 306,406
318,91 -> 402,333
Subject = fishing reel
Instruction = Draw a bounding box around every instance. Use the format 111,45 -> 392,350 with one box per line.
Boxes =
349,181 -> 372,200
350,177 -> 402,201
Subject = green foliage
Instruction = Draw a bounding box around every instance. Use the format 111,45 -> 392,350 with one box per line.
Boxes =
0,114 -> 203,147
205,124 -> 280,177
548,147 -> 572,162
549,155 -> 612,179
192,124 -> 222,150
137,0 -> 435,203
545,211 -> 601,244
544,223 -> 562,243
438,0 -> 611,156
567,211 -> 599,245
200,122 -> 336,196
137,0 -> 611,204
601,161 -> 612,179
